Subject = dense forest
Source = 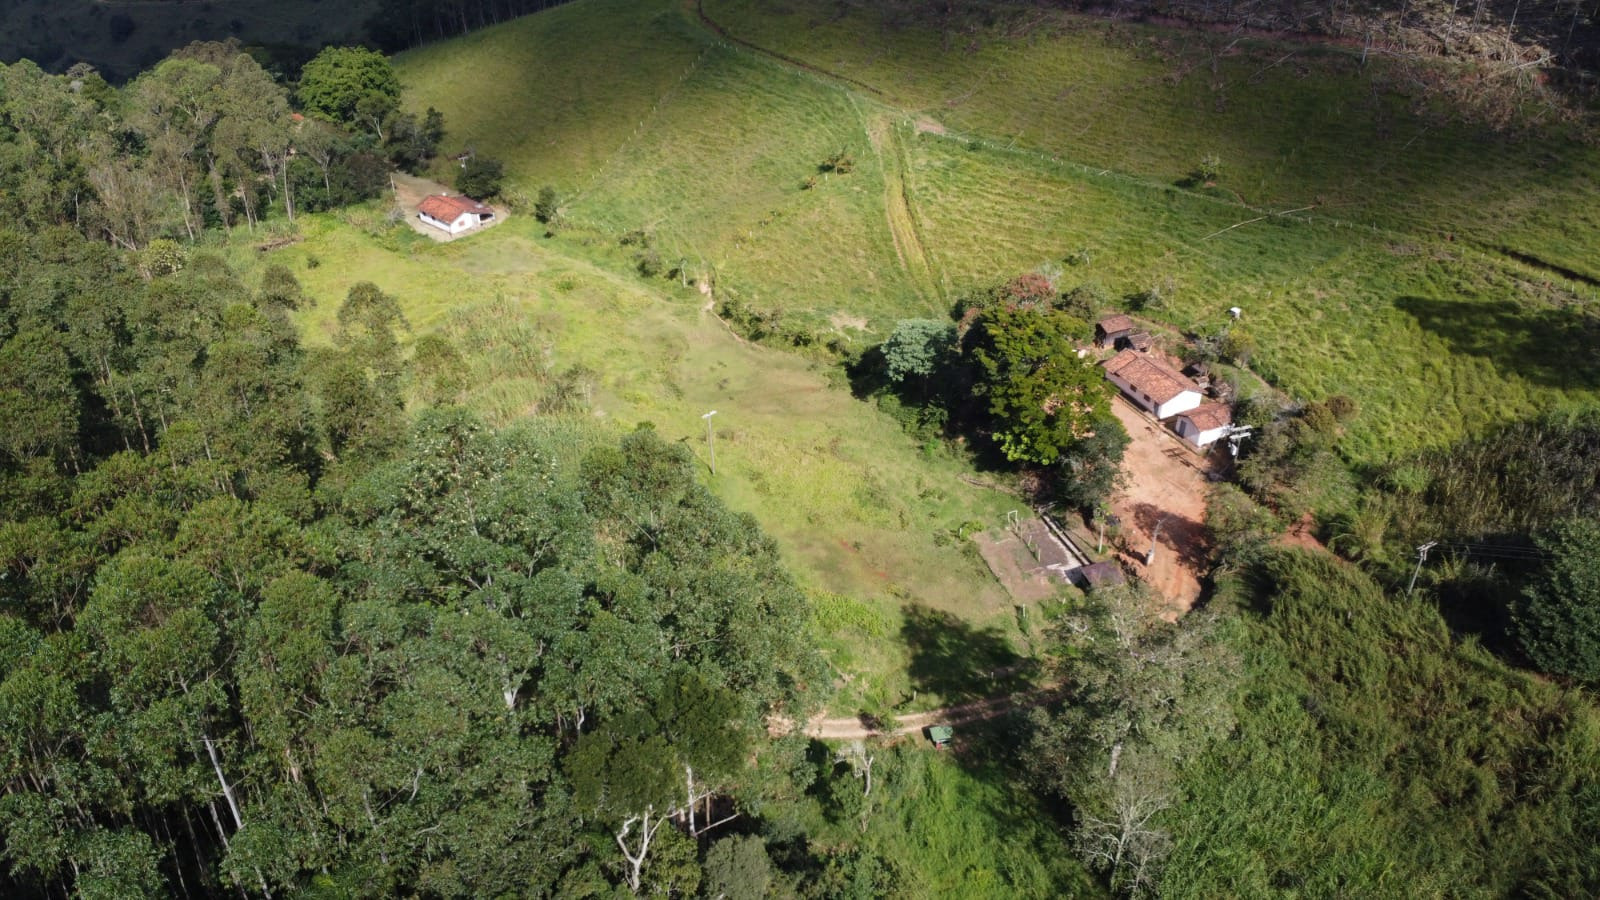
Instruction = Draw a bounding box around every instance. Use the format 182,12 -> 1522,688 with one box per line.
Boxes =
0,227 -> 834,895
0,42 -> 441,251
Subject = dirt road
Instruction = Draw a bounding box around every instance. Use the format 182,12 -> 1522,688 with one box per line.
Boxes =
776,687 -> 1058,740
1107,393 -> 1215,617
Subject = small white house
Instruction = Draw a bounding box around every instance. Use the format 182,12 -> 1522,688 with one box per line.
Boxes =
418,194 -> 495,235
1172,402 -> 1233,448
1103,349 -> 1203,419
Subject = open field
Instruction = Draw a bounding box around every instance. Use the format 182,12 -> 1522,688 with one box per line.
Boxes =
237,209 -> 1030,714
399,0 -> 938,335
395,0 -> 1600,473
703,0 -> 1600,283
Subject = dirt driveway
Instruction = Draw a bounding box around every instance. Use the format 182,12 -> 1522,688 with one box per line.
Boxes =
391,171 -> 509,242
1107,394 -> 1216,618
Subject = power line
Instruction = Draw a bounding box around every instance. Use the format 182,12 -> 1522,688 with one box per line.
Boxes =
1435,541 -> 1551,561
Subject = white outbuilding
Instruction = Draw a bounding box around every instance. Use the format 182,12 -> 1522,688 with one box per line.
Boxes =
1172,402 -> 1234,448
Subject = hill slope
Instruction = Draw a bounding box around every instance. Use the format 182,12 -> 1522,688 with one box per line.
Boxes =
396,0 -> 1600,464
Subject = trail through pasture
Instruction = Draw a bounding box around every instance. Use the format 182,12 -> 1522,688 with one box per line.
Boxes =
777,686 -> 1059,740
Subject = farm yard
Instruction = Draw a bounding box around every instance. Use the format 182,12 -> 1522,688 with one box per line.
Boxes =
1105,394 -> 1215,616
392,171 -> 509,241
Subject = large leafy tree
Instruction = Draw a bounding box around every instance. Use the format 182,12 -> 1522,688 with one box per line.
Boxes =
966,305 -> 1109,466
1028,584 -> 1235,896
882,318 -> 955,386
296,47 -> 401,137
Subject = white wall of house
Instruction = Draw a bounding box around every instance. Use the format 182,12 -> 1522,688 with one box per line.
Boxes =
419,210 -> 489,235
1106,371 -> 1148,412
1154,391 -> 1202,420
1174,417 -> 1228,447
1107,372 -> 1202,420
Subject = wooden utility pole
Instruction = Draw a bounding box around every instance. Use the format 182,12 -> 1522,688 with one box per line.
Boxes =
701,410 -> 718,475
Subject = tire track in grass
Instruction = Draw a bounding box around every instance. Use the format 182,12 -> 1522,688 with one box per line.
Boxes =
860,104 -> 943,313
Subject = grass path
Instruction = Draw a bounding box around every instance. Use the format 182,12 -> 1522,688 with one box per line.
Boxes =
862,106 -> 942,307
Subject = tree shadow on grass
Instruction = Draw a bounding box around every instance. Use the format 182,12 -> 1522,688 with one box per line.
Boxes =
900,603 -> 1024,702
1395,296 -> 1600,389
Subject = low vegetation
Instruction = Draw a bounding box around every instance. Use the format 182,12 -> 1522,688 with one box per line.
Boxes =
1165,549 -> 1600,896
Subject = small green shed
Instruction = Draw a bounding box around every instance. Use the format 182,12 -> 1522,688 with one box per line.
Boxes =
928,725 -> 953,748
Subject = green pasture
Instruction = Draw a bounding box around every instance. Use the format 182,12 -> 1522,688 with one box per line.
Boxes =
250,209 -> 1027,712
702,0 -> 1600,282
392,0 -> 1600,473
398,0 -> 938,333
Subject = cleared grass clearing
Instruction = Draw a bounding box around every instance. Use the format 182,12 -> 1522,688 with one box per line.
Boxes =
397,0 -> 707,193
905,133 -> 1586,460
703,0 -> 1600,282
399,0 -> 934,331
393,0 -> 1600,472
570,47 -> 936,331
251,210 -> 1023,711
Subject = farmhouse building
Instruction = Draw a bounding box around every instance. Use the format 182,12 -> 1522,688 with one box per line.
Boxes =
1118,331 -> 1154,353
1103,349 -> 1203,419
1172,402 -> 1233,448
1069,560 -> 1126,590
1095,314 -> 1135,347
418,194 -> 495,235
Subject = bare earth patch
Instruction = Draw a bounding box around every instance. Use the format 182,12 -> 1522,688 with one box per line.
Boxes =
829,311 -> 870,331
1106,394 -> 1216,618
973,528 -> 1061,603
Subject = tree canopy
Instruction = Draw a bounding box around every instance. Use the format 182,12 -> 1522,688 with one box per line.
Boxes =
0,229 -> 824,896
1513,517 -> 1600,684
296,46 -> 402,130
967,305 -> 1108,466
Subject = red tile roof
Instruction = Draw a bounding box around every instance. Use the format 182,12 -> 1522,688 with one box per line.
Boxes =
418,194 -> 493,221
1176,402 -> 1232,431
1103,349 -> 1199,405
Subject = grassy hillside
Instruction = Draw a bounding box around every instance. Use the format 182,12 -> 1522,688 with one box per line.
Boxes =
703,0 -> 1600,283
1165,549 -> 1600,895
395,0 -> 1600,469
238,209 -> 1022,715
246,2 -> 1600,891
399,0 -> 938,333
